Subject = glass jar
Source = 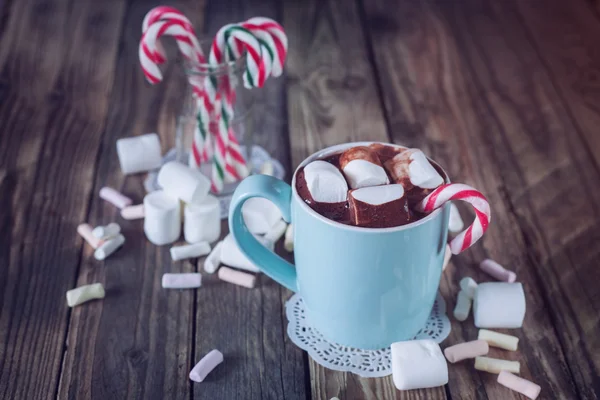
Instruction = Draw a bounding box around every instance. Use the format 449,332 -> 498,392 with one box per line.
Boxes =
176,53 -> 255,200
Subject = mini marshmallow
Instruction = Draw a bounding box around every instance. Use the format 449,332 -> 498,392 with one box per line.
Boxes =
339,146 -> 389,189
391,339 -> 448,390
448,202 -> 464,233
385,149 -> 443,190
170,242 -> 211,261
66,283 -> 105,307
162,273 -> 202,289
444,340 -> 489,363
284,224 -> 294,252
260,161 -> 274,176
204,240 -> 223,274
303,160 -> 348,203
453,290 -> 472,321
480,259 -> 517,283
99,187 -> 132,209
92,222 -> 121,240
478,329 -> 519,351
442,244 -> 451,271
218,266 -> 257,288
220,233 -> 273,273
498,371 -> 541,399
77,223 -> 104,249
264,220 -> 287,244
184,195 -> 221,243
459,277 -> 478,299
242,197 -> 282,234
94,234 -> 125,260
348,184 -> 410,228
474,282 -> 526,329
475,356 -> 520,374
143,190 -> 181,246
121,204 -> 145,220
116,133 -> 162,175
189,349 -> 224,383
157,161 -> 210,204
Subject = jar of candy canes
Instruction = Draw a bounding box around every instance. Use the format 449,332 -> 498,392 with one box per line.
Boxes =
175,54 -> 259,216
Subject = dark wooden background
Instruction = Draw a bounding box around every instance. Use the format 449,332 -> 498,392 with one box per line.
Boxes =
1,0 -> 599,399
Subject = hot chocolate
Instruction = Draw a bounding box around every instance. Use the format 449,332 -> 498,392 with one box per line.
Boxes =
295,143 -> 446,228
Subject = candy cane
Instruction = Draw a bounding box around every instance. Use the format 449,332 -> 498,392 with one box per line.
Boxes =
243,17 -> 287,77
142,6 -> 198,64
416,184 -> 491,255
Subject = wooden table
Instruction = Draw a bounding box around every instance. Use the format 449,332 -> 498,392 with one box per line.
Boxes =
1,0 -> 599,399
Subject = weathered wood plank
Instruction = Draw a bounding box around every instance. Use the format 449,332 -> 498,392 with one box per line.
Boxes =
283,0 -> 446,399
0,0 -> 126,399
190,1 -> 307,399
57,1 -> 203,399
362,0 -> 595,398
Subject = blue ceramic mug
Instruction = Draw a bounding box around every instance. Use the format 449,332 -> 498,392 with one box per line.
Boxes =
229,142 -> 450,349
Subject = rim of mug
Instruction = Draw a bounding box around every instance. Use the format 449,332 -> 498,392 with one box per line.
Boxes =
291,141 -> 451,233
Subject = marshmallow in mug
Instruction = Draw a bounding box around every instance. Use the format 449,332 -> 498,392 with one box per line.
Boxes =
157,161 -> 210,204
348,184 -> 410,228
116,133 -> 162,175
242,197 -> 282,234
184,195 -> 221,243
303,160 -> 348,203
391,339 -> 448,390
339,146 -> 389,189
474,282 -> 526,328
384,149 -> 444,191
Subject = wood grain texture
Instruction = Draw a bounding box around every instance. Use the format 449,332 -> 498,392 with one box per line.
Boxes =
362,0 -> 599,398
191,1 -> 307,399
57,1 -> 204,399
284,0 -> 446,399
0,0 -> 126,399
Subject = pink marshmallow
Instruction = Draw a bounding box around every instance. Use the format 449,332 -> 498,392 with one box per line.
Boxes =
120,204 -> 145,220
77,223 -> 104,249
218,266 -> 256,288
444,340 -> 489,363
498,371 -> 541,399
189,349 -> 223,382
480,259 -> 516,282
99,187 -> 132,209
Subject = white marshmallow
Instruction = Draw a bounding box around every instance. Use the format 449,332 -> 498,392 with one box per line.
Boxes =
218,266 -> 257,289
92,222 -> 121,240
116,133 -> 162,175
475,356 -> 520,374
66,283 -> 105,307
220,233 -> 273,273
99,187 -> 132,209
157,161 -> 210,204
478,329 -> 519,351
351,183 -> 404,205
189,349 -> 224,383
342,159 -> 389,189
121,204 -> 145,220
448,203 -> 464,233
459,277 -> 478,299
391,339 -> 448,390
170,242 -> 211,261
385,149 -> 443,190
77,223 -> 104,249
162,273 -> 202,289
94,234 -> 125,260
264,220 -> 287,244
184,195 -> 221,243
453,290 -> 472,321
474,282 -> 526,329
284,223 -> 294,252
303,160 -> 348,203
260,161 -> 274,176
143,190 -> 181,246
242,197 -> 282,234
204,240 -> 223,274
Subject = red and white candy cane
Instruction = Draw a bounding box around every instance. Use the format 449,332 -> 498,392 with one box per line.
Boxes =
243,17 -> 287,77
142,6 -> 198,64
416,183 -> 491,255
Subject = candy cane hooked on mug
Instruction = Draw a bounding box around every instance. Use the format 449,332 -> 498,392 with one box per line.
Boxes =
416,183 -> 491,254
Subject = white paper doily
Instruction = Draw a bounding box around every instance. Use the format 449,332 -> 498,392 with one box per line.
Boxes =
285,292 -> 451,378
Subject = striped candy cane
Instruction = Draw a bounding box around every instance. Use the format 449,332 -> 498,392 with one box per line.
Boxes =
142,6 -> 197,64
416,183 -> 491,255
243,17 -> 288,77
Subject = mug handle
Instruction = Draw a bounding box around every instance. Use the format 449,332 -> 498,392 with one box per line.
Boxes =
228,174 -> 298,292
